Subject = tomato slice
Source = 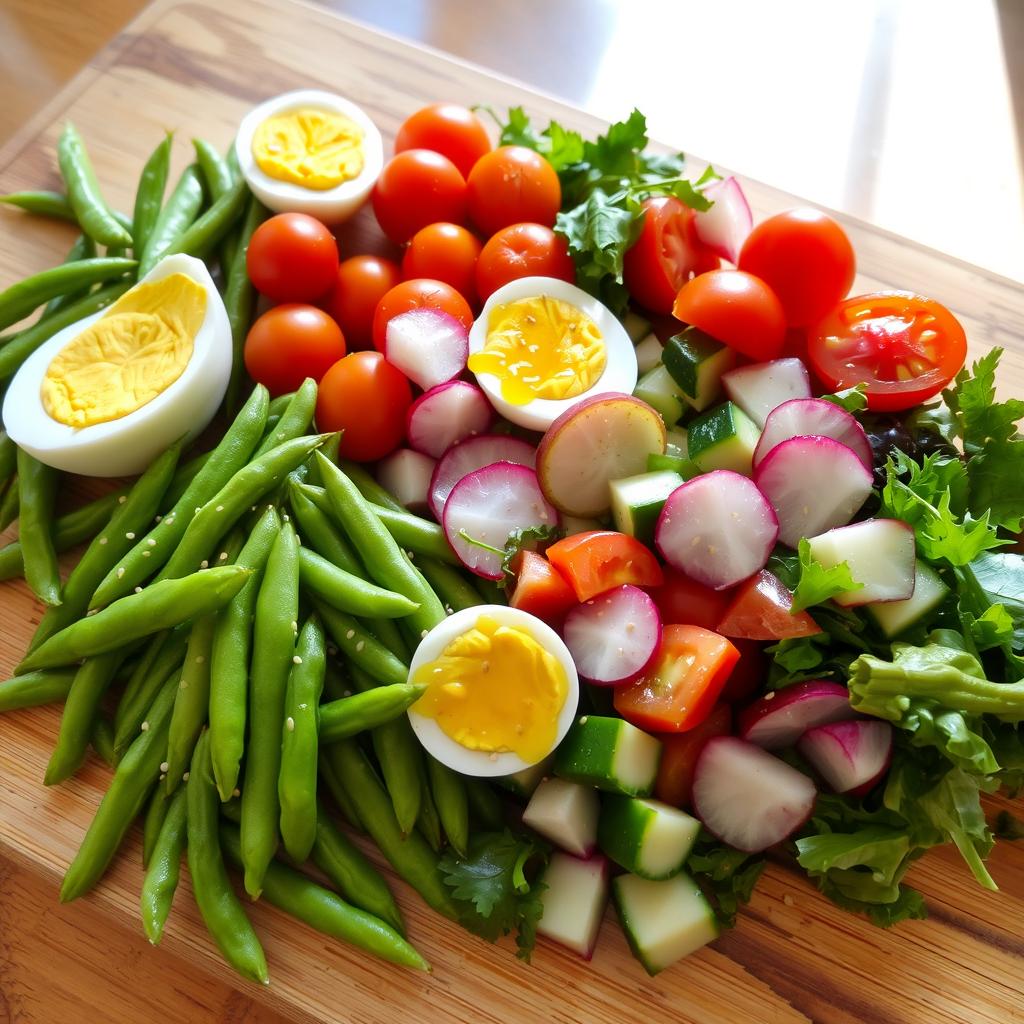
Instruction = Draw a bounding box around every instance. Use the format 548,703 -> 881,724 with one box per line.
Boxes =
648,569 -> 733,631
716,570 -> 822,641
509,550 -> 578,626
653,703 -> 732,809
614,625 -> 739,733
718,637 -> 767,704
545,531 -> 663,603
807,291 -> 967,412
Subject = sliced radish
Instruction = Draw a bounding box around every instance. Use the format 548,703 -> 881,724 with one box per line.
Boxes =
406,381 -> 494,459
443,462 -> 558,579
563,585 -> 661,686
797,719 -> 893,797
537,852 -> 610,959
536,394 -> 666,517
692,736 -> 816,853
692,177 -> 753,264
375,449 -> 435,514
753,435 -> 873,548
806,519 -> 916,606
738,680 -> 855,750
385,307 -> 468,391
655,471 -> 778,590
428,433 -> 536,521
722,358 -> 812,428
522,778 -> 600,857
753,398 -> 872,471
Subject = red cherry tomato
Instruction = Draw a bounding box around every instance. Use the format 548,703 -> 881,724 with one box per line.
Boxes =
475,222 -> 575,302
716,571 -> 822,641
654,703 -> 732,808
323,255 -> 402,351
509,550 -> 578,626
243,304 -> 346,396
545,531 -> 663,603
246,213 -> 339,302
402,223 -> 482,307
467,146 -> 561,236
648,569 -> 733,632
372,278 -> 473,354
372,150 -> 468,244
394,104 -> 492,178
738,208 -> 856,327
315,352 -> 412,462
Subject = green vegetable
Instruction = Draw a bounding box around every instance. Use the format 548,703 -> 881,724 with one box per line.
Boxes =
57,122 -> 133,249
138,164 -> 204,277
0,190 -> 78,220
791,537 -> 864,612
16,449 -> 61,606
131,133 -> 173,261
0,668 -> 76,713
140,786 -> 187,944
164,613 -> 217,794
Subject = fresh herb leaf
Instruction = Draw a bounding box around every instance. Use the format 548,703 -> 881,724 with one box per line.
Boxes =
943,348 -> 1024,452
791,537 -> 863,612
822,384 -> 869,413
499,523 -> 562,588
686,832 -> 765,928
966,438 -> 1024,531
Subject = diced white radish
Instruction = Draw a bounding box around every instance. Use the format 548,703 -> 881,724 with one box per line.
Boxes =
692,736 -> 816,852
563,585 -> 661,686
866,560 -> 949,638
753,436 -> 873,548
406,381 -> 494,459
537,853 -> 610,959
498,756 -> 552,799
536,394 -> 667,517
753,398 -> 872,471
797,719 -> 893,797
655,471 -> 778,590
428,433 -> 536,521
385,307 -> 468,391
722,359 -> 812,428
375,449 -> 435,515
634,332 -> 663,374
443,463 -> 558,579
806,519 -> 916,606
561,515 -> 604,537
692,176 -> 753,264
738,680 -> 855,750
522,778 -> 600,856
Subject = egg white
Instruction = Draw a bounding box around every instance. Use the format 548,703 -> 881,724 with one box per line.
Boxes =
468,276 -> 638,432
235,90 -> 383,224
2,254 -> 231,477
407,604 -> 580,778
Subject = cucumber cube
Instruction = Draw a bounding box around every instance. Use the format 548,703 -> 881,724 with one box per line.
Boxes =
598,795 -> 701,879
634,332 -> 664,374
665,428 -> 689,459
647,452 -> 701,478
554,716 -> 661,796
497,755 -> 553,799
687,401 -> 761,476
866,560 -> 950,637
610,470 -> 684,546
634,365 -> 686,427
537,852 -> 610,957
661,327 -> 736,412
523,778 -> 600,856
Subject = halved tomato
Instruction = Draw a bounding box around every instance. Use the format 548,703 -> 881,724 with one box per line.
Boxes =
716,570 -> 822,641
545,531 -> 663,603
654,703 -> 732,809
648,569 -> 733,632
509,550 -> 578,626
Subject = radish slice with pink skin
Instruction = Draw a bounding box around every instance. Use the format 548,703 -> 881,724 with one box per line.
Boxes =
406,381 -> 494,459
754,435 -> 873,548
375,449 -> 435,514
797,719 -> 893,797
428,433 -> 537,521
692,736 -> 816,853
384,307 -> 468,391
753,398 -> 872,471
563,585 -> 662,686
655,470 -> 778,590
738,680 -> 856,750
443,462 -> 559,579
693,177 -> 753,264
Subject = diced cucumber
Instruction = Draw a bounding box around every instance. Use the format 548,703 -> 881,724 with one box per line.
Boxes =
634,332 -> 663,374
665,428 -> 689,459
554,715 -> 661,797
687,401 -> 761,476
661,327 -> 736,412
598,796 -> 701,880
622,310 -> 653,344
497,755 -> 553,799
866,560 -> 950,638
647,452 -> 701,478
612,871 -> 718,975
633,365 -> 686,426
610,470 -> 683,546
537,852 -> 610,957
523,778 -> 600,856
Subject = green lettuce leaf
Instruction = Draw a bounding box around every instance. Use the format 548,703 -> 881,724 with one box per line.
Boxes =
791,537 -> 863,612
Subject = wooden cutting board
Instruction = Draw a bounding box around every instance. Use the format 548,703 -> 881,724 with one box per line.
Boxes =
2,2 -> 1024,1022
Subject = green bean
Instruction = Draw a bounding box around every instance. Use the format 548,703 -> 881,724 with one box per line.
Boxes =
113,630 -> 188,756
338,460 -> 404,512
305,431 -> 340,488
91,385 -> 269,607
474,576 -> 509,606
167,163 -> 247,262
426,756 -> 468,857
138,164 -> 204,277
416,772 -> 443,853
140,786 -> 186,944
417,557 -> 481,614
188,732 -> 269,983
131,133 -> 173,262
252,378 -> 318,460
43,235 -> 98,319
0,190 -> 76,220
0,430 -> 15,483
267,392 -> 295,419
299,547 -> 418,619
17,449 -> 61,606
142,787 -> 171,868
164,613 -> 216,794
224,196 -> 267,412
162,449 -> 213,508
317,749 -> 364,834
314,601 -> 409,686
57,123 -> 133,248
318,684 -> 424,744
208,506 -> 279,802
193,138 -> 234,198
465,778 -> 505,830
278,615 -> 326,862
91,716 -> 116,766
363,614 -> 410,661
60,672 -> 177,902
240,522 -> 299,898
0,478 -> 19,532
0,667 -> 76,713
287,480 -> 361,575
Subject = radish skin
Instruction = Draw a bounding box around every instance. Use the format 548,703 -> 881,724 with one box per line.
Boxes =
406,381 -> 494,459
754,398 -> 872,471
693,177 -> 752,264
738,680 -> 856,750
385,307 -> 468,390
375,449 -> 435,514
797,719 -> 893,797
428,433 -> 536,521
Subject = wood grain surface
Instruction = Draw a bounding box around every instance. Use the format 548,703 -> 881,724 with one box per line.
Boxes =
1,1 -> 1023,1022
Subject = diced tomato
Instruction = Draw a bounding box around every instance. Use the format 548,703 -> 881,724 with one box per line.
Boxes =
545,531 -> 663,603
613,625 -> 739,733
649,569 -> 732,631
509,550 -> 578,626
716,570 -> 822,640
654,703 -> 732,809
718,637 -> 767,704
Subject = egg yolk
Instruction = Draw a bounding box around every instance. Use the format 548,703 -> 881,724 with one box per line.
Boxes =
468,296 -> 606,405
252,107 -> 364,190
412,615 -> 568,763
41,273 -> 206,428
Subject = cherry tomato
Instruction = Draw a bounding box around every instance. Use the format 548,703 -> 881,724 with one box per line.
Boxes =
475,222 -> 575,302
716,570 -> 822,641
394,104 -> 492,178
315,352 -> 412,462
648,569 -> 733,632
672,269 -> 787,361
372,278 -> 474,354
623,197 -> 719,314
545,531 -> 663,603
246,213 -> 339,302
509,550 -> 578,626
402,223 -> 482,307
739,208 -> 856,327
244,304 -> 346,396
807,291 -> 968,412
323,254 -> 402,351
654,703 -> 732,808
467,146 -> 561,236
372,150 -> 468,244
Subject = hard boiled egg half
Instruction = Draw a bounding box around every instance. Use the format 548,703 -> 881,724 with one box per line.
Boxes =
3,254 -> 231,477
236,89 -> 384,223
408,604 -> 579,778
467,276 -> 638,431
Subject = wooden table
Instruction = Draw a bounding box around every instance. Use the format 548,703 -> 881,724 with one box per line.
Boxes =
2,1 -> 1024,1021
